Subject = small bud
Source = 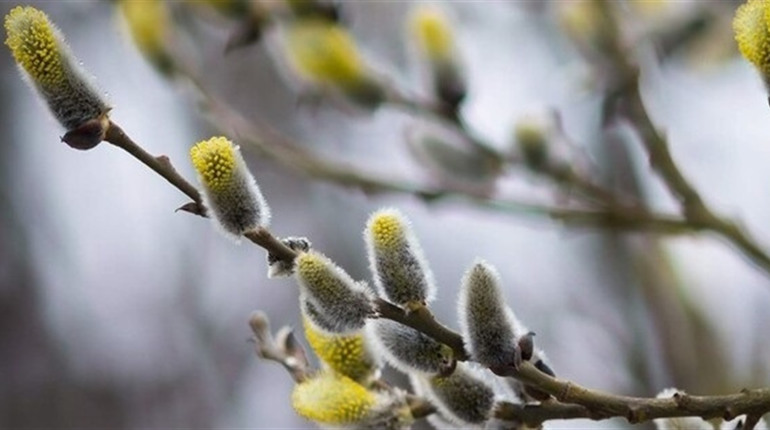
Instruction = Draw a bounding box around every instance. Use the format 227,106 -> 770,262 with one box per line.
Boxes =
408,374 -> 458,430
557,1 -> 609,57
190,136 -> 271,237
267,236 -> 311,278
367,319 -> 454,376
653,388 -> 712,430
514,118 -> 549,171
286,0 -> 341,22
284,19 -> 384,108
292,371 -> 412,429
364,208 -> 435,310
5,6 -> 109,142
409,5 -> 466,110
407,124 -> 502,194
458,260 -> 521,372
734,0 -> 770,87
199,0 -> 252,17
422,362 -> 496,426
119,0 -> 176,76
294,251 -> 375,334
302,312 -> 380,384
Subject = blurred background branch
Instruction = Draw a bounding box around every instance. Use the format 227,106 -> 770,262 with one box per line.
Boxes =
2,0 -> 769,429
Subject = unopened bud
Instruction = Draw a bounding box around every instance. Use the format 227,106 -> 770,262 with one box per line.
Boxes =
422,363 -> 496,426
294,251 -> 375,334
653,388 -> 712,430
190,136 -> 271,237
514,118 -> 549,170
407,125 -> 502,194
365,208 -> 435,310
367,319 -> 454,376
267,237 -> 311,278
286,0 -> 341,22
458,260 -> 521,372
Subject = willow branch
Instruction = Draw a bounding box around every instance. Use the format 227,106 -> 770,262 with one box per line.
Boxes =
194,81 -> 702,237
96,121 -> 770,427
104,122 -> 206,216
498,362 -> 770,426
593,1 -> 770,278
248,311 -> 310,383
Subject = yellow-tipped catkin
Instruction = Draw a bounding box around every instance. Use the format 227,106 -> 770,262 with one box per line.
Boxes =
119,0 -> 174,74
190,136 -> 270,237
292,371 -> 376,425
734,0 -> 770,79
5,6 -> 108,131
285,19 -> 383,106
365,208 -> 436,310
295,251 -> 375,334
408,5 -> 466,109
286,0 -> 339,21
292,370 -> 413,429
287,19 -> 363,85
410,5 -> 454,63
302,314 -> 380,384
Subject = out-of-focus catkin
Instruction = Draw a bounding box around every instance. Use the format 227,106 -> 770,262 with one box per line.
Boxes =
734,0 -> 770,84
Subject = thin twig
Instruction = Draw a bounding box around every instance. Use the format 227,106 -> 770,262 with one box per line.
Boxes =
96,120 -> 770,427
104,122 -> 206,215
504,362 -> 770,425
594,1 -> 770,278
248,311 -> 310,383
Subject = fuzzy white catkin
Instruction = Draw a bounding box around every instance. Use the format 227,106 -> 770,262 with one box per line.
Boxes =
409,374 -> 463,430
458,259 -> 521,370
422,362 -> 495,427
367,319 -> 453,375
295,251 -> 375,334
364,208 -> 436,309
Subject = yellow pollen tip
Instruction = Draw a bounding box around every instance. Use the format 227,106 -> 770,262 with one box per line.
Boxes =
411,6 -> 453,61
4,6 -> 65,89
190,136 -> 237,193
120,0 -> 169,58
287,19 -> 365,87
734,0 -> 770,75
295,252 -> 330,284
303,317 -> 373,382
369,213 -> 405,250
292,371 -> 375,424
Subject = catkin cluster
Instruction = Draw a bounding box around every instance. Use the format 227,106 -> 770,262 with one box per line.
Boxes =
286,207 -> 553,429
